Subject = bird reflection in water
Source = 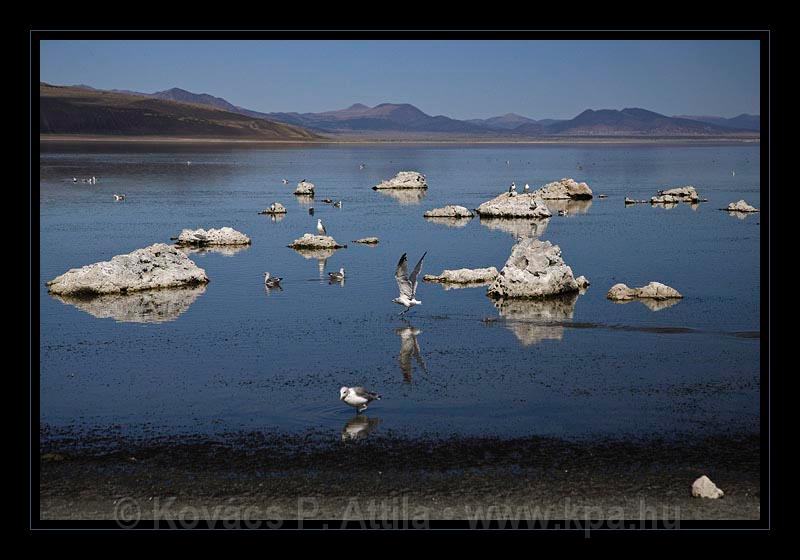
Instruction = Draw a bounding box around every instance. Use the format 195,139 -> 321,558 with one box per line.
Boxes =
396,323 -> 427,382
341,415 -> 381,441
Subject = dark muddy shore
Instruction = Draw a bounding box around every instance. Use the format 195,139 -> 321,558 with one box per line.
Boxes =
39,429 -> 760,522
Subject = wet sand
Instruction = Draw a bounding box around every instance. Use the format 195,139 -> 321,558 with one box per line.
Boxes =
40,430 -> 760,523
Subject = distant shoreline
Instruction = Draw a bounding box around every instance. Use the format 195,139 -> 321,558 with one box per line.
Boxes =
39,134 -> 760,146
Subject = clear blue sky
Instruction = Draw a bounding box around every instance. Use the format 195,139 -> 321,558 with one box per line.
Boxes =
39,40 -> 760,119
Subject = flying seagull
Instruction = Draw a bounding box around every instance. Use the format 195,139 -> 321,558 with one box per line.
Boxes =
393,251 -> 426,315
317,219 -> 327,235
263,272 -> 282,288
340,386 -> 382,413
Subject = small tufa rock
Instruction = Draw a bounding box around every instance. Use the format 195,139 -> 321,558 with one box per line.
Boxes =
607,282 -> 682,301
352,237 -> 379,244
724,200 -> 759,213
373,171 -> 427,190
424,205 -> 474,218
259,202 -> 287,215
176,227 -> 251,246
651,186 -> 703,204
293,181 -> 315,196
530,178 -> 593,200
476,193 -> 552,218
692,475 -> 724,499
288,233 -> 346,249
625,197 -> 648,204
424,267 -> 499,285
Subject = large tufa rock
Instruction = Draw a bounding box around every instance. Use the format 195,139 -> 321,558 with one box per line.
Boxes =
692,475 -> 724,499
651,186 -> 702,204
293,180 -> 315,196
531,178 -> 593,200
487,238 -> 580,299
176,227 -> 251,246
424,205 -> 474,218
607,282 -> 683,301
47,243 -> 209,296
424,267 -> 499,285
259,202 -> 287,215
373,171 -> 427,190
724,200 -> 759,213
476,193 -> 552,218
288,233 -> 346,249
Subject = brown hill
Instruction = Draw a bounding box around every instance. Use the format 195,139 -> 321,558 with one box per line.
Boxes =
39,83 -> 321,140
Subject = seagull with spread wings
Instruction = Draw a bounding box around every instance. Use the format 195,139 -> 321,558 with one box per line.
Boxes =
393,252 -> 427,316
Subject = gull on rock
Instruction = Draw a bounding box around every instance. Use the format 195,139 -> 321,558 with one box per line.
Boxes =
340,386 -> 382,413
317,219 -> 327,235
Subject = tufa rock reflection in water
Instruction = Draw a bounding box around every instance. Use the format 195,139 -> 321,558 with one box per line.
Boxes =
491,293 -> 578,346
52,285 -> 207,324
479,217 -> 549,239
375,188 -> 427,205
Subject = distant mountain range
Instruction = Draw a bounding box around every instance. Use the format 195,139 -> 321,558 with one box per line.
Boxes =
40,84 -> 319,140
42,83 -> 760,139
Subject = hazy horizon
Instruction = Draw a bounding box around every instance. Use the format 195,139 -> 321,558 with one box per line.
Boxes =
40,40 -> 760,120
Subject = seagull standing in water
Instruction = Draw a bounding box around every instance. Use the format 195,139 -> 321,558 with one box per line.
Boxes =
263,272 -> 282,288
328,267 -> 345,282
340,386 -> 382,413
393,252 -> 426,316
317,218 -> 327,235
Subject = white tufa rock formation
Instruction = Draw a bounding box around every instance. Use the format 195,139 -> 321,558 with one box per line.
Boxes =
651,186 -> 703,204
606,282 -> 683,301
259,203 -> 287,215
293,180 -> 315,196
487,238 -> 581,299
724,200 -> 759,213
424,205 -> 474,218
372,171 -> 428,190
288,233 -> 346,249
530,178 -> 593,200
476,193 -> 553,218
424,267 -> 499,285
47,243 -> 209,296
176,227 -> 251,246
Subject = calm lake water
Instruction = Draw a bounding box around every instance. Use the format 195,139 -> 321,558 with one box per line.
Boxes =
39,142 -> 761,442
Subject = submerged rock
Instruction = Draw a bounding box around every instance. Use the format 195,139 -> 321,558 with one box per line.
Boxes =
288,234 -> 346,249
606,282 -> 683,301
424,267 -> 499,286
47,243 -> 209,296
476,193 -> 552,218
424,205 -> 474,218
352,237 -> 380,244
692,475 -> 724,499
259,202 -> 287,215
293,181 -> 315,196
724,200 -> 759,213
487,238 -> 580,299
492,293 -> 578,346
176,227 -> 251,246
373,171 -> 427,190
531,177 -> 593,200
52,284 -> 206,323
651,186 -> 703,204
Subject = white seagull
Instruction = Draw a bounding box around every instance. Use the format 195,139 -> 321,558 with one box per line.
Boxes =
282,178 -> 289,184
113,194 -> 126,201
524,183 -> 530,192
317,219 -> 327,235
328,267 -> 345,282
393,252 -> 426,316
339,386 -> 382,413
509,182 -> 516,193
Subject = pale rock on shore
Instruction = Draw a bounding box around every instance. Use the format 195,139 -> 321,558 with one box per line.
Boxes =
487,238 -> 581,299
424,267 -> 499,285
288,234 -> 346,249
724,200 -> 759,213
176,227 -> 251,246
47,243 -> 209,296
692,475 -> 724,499
372,171 -> 427,190
606,282 -> 683,301
424,205 -> 474,218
